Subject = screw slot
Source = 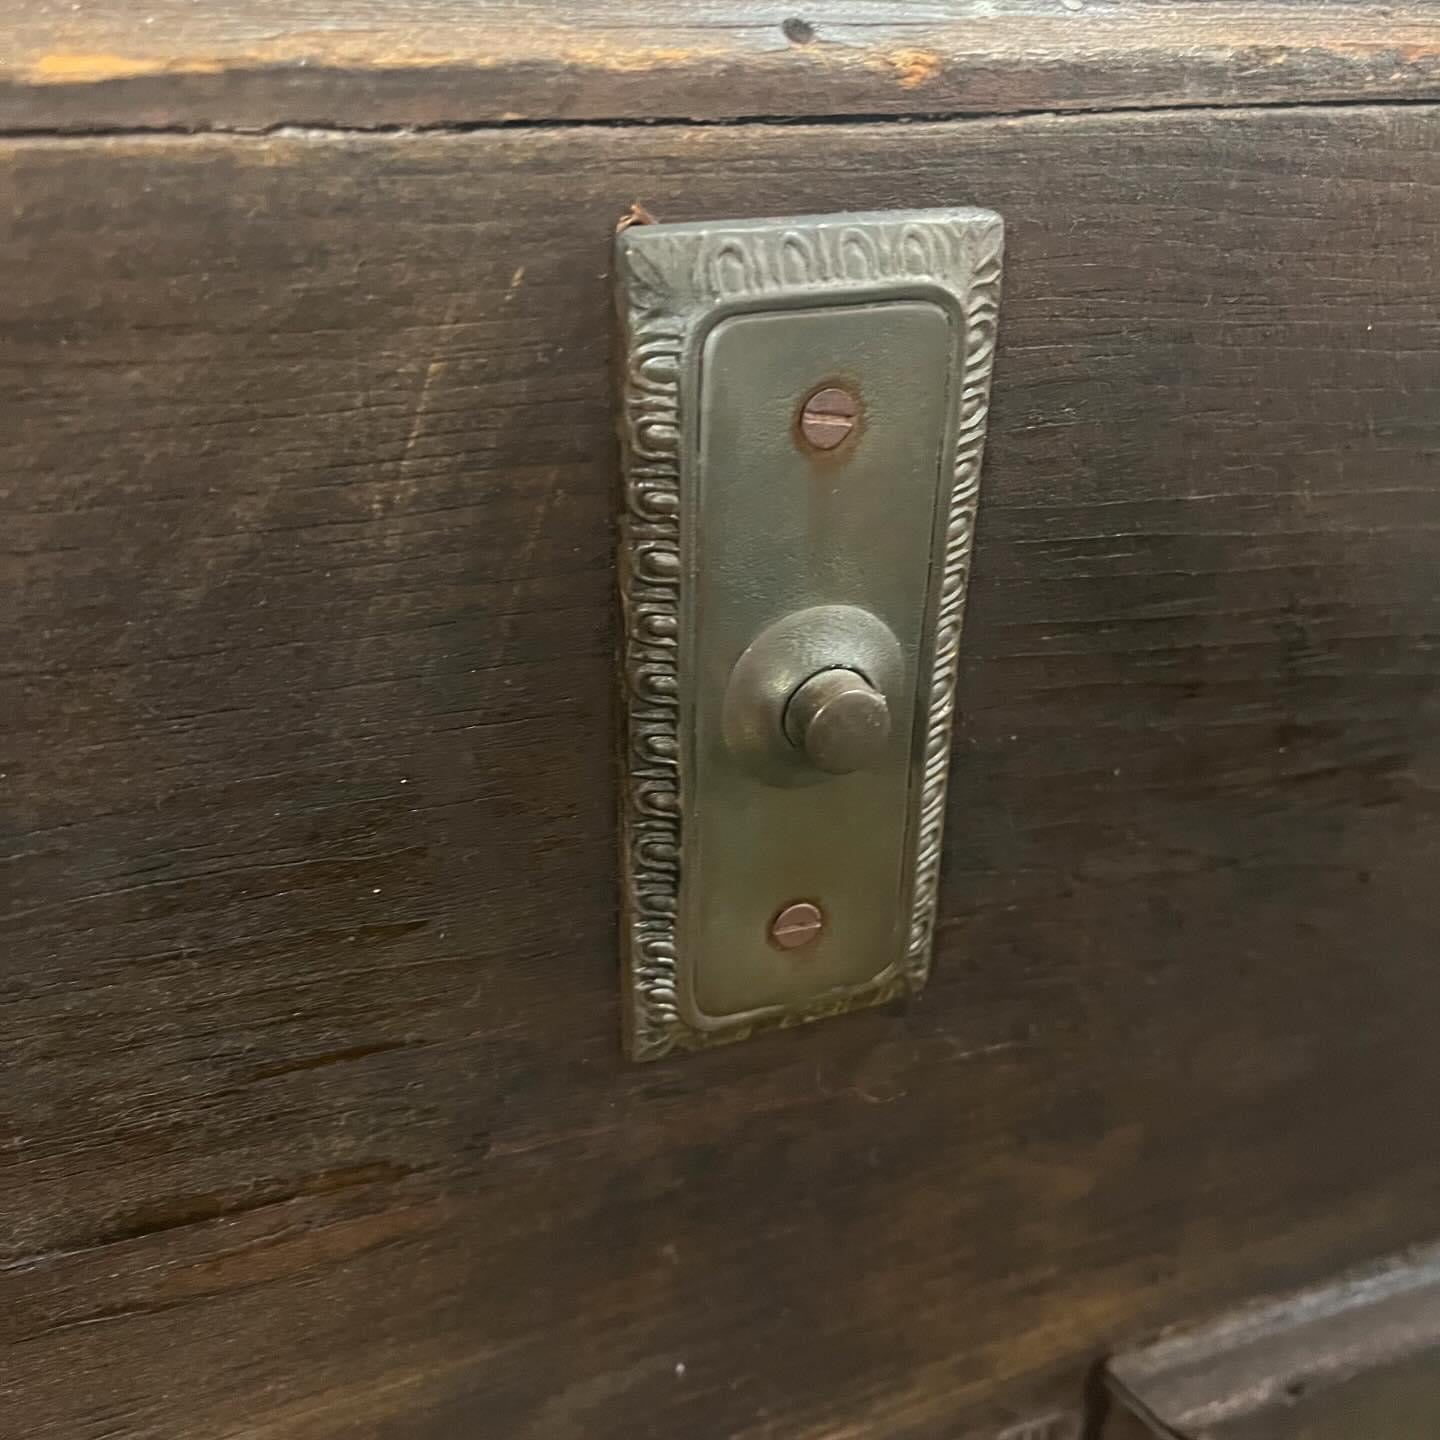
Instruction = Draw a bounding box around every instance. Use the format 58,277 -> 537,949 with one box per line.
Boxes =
769,901 -> 825,950
797,384 -> 860,452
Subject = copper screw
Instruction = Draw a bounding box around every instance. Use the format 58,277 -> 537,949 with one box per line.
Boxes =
798,385 -> 859,451
769,901 -> 825,950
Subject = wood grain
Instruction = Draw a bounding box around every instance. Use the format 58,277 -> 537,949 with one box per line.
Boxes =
4,104 -> 1440,1438
2,2 -> 1440,131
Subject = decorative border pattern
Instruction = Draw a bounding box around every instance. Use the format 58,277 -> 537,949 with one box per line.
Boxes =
905,220 -> 1003,984
614,210 -> 1003,1060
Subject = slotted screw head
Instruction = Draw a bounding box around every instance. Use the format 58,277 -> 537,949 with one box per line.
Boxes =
769,901 -> 825,950
798,385 -> 860,451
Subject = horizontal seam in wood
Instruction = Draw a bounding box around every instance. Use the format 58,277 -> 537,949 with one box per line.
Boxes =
0,93 -> 1439,142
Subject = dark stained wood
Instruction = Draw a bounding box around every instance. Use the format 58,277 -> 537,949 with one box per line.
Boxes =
5,104 -> 1440,1439
2,2 -> 1440,130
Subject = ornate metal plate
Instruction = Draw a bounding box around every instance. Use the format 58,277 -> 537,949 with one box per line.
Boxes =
614,208 -> 1003,1060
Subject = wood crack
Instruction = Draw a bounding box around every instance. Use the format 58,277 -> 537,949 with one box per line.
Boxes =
5,1161 -> 432,1272
2,94 -> 1440,141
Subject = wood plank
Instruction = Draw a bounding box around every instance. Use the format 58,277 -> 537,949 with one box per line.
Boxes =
2,2 -> 1440,130
5,104 -> 1440,1438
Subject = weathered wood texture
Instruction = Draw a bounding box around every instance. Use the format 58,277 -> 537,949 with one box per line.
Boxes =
4,106 -> 1440,1439
2,2 -> 1440,130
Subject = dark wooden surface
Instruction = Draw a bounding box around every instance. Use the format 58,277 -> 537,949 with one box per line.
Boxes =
5,103 -> 1440,1439
2,2 -> 1440,130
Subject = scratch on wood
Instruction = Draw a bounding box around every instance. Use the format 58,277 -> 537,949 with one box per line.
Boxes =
992,1413 -> 1082,1440
17,1201 -> 441,1342
7,1161 -> 432,1263
244,1038 -> 421,1082
394,356 -> 446,484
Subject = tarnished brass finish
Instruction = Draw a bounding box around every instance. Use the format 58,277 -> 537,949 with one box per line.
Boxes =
783,667 -> 891,775
721,604 -> 903,788
614,208 -> 1003,1059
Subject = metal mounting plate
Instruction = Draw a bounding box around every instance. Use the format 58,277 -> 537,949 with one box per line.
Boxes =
614,208 -> 1003,1060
